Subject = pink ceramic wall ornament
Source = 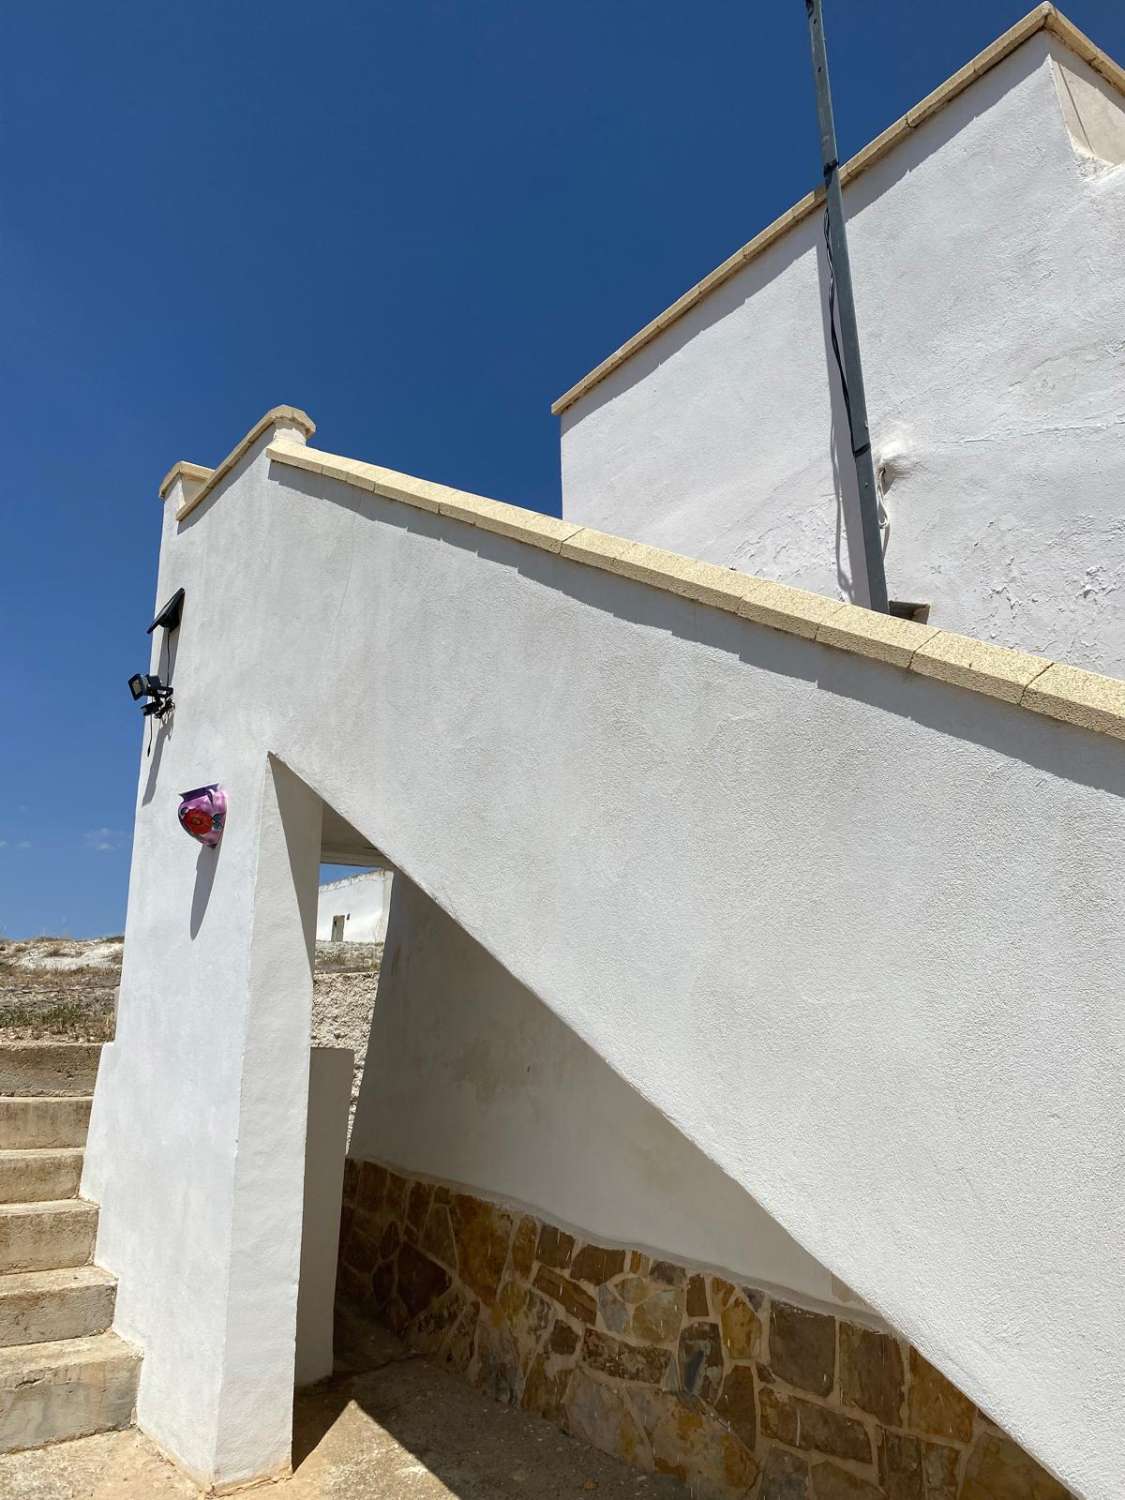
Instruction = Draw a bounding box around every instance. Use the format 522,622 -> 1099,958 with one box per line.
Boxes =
177,785 -> 228,848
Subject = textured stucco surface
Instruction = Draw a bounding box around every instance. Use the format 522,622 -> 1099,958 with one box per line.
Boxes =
354,874 -> 862,1314
87,416 -> 1125,1495
560,36 -> 1125,673
294,1047 -> 351,1389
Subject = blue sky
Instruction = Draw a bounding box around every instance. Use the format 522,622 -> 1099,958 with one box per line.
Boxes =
3,0 -> 1122,937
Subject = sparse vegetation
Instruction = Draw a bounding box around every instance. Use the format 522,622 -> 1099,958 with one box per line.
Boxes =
0,1000 -> 115,1043
0,936 -> 122,1041
0,937 -> 380,1053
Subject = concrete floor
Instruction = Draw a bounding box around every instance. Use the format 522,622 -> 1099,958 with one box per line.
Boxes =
0,1322 -> 689,1500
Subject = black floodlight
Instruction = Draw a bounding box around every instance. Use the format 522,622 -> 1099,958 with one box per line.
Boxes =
147,587 -> 185,635
128,673 -> 174,718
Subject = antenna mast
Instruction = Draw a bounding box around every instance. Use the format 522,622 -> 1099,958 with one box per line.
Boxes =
804,0 -> 889,613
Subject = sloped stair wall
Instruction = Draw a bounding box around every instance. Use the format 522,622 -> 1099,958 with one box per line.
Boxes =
88,422 -> 1125,1494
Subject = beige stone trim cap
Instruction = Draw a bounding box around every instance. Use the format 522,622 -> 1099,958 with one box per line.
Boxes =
266,438 -> 1125,745
174,406 -> 315,522
551,5 -> 1125,415
158,460 -> 213,501
1023,661 -> 1125,737
910,630 -> 1052,704
268,440 -> 584,553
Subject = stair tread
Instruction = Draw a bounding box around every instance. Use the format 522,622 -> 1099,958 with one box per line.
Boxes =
0,1147 -> 84,1160
0,1098 -> 94,1110
0,1199 -> 97,1219
0,1266 -> 114,1297
0,1098 -> 94,1150
0,1330 -> 138,1377
0,1045 -> 101,1054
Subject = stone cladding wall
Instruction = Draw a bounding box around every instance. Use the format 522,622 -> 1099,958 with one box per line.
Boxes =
338,1158 -> 1070,1500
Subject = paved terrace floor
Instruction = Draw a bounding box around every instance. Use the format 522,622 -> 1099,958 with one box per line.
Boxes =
0,1319 -> 688,1500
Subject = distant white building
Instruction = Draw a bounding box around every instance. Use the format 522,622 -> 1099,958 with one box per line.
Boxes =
315,870 -> 392,943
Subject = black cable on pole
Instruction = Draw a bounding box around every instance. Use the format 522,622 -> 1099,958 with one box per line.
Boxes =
805,0 -> 890,613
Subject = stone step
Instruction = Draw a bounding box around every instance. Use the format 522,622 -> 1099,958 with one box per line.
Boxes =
0,1045 -> 101,1098
0,1331 -> 139,1453
0,1266 -> 116,1348
0,1201 -> 97,1274
0,1149 -> 83,1204
0,1097 -> 92,1150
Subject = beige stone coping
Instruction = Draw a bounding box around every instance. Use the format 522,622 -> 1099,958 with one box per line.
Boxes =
158,460 -> 213,500
169,406 -> 315,521
551,4 -> 1125,416
267,437 -> 1125,742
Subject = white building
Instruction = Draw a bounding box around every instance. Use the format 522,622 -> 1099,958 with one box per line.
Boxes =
316,869 -> 392,943
52,8 -> 1125,1498
558,8 -> 1125,676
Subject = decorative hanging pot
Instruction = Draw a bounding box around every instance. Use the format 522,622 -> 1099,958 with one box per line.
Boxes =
178,784 -> 227,848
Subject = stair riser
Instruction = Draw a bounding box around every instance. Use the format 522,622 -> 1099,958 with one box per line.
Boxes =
0,1211 -> 96,1274
0,1047 -> 101,1098
0,1099 -> 92,1150
0,1280 -> 115,1348
0,1353 -> 138,1453
0,1154 -> 82,1204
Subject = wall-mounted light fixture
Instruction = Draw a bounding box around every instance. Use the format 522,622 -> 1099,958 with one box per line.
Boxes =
131,587 -> 184,724
128,672 -> 174,719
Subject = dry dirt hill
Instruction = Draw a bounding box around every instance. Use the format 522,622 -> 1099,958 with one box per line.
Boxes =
0,936 -> 380,1120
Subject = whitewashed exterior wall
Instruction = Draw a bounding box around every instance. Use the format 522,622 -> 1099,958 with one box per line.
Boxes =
316,869 -> 392,943
294,1046 -> 352,1388
84,417 -> 1125,1496
352,872 -> 863,1315
560,37 -> 1125,675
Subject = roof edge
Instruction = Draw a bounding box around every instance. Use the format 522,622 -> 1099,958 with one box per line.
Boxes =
173,406 -> 316,522
551,5 -> 1124,416
158,460 -> 213,501
266,437 -> 1125,746
319,870 -> 388,893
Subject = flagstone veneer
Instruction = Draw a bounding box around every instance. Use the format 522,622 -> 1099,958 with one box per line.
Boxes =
338,1160 -> 1069,1500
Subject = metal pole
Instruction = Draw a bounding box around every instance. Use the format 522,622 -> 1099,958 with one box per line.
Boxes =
804,0 -> 889,613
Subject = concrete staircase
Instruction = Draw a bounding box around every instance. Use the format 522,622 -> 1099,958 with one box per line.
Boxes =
0,1044 -> 140,1453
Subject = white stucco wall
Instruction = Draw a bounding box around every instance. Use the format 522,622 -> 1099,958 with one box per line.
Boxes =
85,738 -> 321,1486
295,1046 -> 352,1387
560,36 -> 1125,675
88,416 -> 1125,1495
353,872 -> 863,1315
315,869 -> 392,943
83,427 -> 325,1487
